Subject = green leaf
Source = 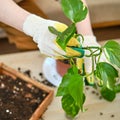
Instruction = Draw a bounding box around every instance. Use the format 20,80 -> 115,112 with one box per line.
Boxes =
95,62 -> 118,89
113,84 -> 120,93
103,40 -> 120,68
100,87 -> 116,101
56,65 -> 79,96
56,23 -> 76,50
48,26 -> 61,36
68,74 -> 84,109
56,73 -> 71,96
56,65 -> 85,117
69,64 -> 78,74
62,94 -> 80,118
61,0 -> 88,23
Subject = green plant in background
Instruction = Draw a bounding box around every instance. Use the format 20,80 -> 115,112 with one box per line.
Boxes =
49,0 -> 120,118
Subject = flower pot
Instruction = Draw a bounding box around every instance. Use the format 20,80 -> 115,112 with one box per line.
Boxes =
0,62 -> 54,120
56,60 -> 71,77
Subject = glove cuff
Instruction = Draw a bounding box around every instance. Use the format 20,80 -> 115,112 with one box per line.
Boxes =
23,14 -> 46,38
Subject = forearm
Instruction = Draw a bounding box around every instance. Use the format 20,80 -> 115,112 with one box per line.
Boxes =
76,0 -> 94,36
0,0 -> 30,31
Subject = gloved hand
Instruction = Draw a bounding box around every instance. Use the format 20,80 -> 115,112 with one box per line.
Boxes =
81,35 -> 107,84
23,14 -> 67,58
23,14 -> 84,58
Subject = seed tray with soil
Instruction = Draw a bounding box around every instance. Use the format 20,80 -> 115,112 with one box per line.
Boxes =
0,63 -> 54,120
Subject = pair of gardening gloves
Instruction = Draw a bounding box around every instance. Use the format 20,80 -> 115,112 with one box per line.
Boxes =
23,14 -> 106,86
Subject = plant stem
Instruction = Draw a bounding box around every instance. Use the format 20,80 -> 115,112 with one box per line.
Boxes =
83,46 -> 102,57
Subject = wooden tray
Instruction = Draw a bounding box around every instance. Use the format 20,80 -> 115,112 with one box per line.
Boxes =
0,62 -> 54,120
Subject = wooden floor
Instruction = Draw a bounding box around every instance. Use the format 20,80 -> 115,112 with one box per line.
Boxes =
0,25 -> 120,55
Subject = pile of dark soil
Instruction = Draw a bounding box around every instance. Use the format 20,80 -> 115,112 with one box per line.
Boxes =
0,74 -> 48,120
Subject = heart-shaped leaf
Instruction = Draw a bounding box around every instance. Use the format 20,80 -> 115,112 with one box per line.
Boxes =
100,87 -> 116,101
61,0 -> 88,23
95,62 -> 118,89
103,40 -> 120,68
62,94 -> 80,117
68,74 -> 84,109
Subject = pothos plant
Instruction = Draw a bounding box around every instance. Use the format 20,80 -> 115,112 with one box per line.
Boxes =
48,0 -> 120,118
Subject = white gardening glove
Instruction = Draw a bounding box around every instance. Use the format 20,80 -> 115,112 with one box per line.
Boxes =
23,14 -> 66,58
81,36 -> 107,84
